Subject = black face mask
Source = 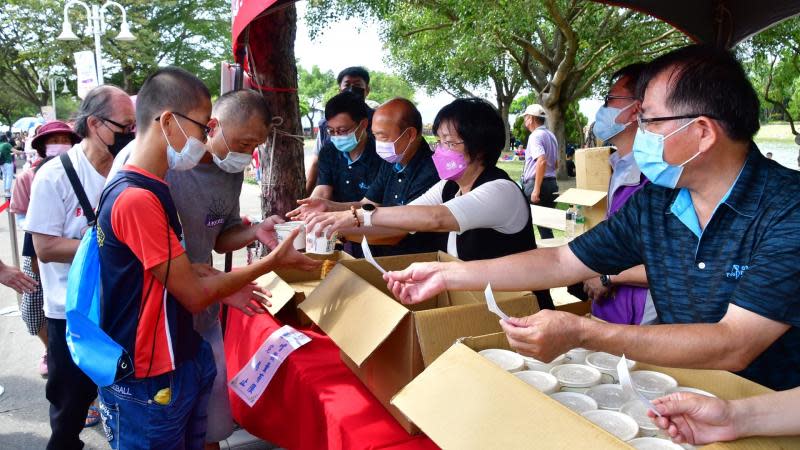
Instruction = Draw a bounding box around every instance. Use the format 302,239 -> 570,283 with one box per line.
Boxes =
343,85 -> 366,101
107,131 -> 135,157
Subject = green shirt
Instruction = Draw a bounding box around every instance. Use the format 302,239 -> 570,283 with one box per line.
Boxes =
0,142 -> 12,165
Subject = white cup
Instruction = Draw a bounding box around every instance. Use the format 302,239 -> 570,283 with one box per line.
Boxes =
275,221 -> 306,250
305,224 -> 337,255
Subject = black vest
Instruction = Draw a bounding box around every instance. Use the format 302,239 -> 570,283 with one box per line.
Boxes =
441,166 -> 537,261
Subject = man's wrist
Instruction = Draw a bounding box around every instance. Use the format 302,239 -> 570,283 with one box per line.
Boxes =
728,398 -> 747,440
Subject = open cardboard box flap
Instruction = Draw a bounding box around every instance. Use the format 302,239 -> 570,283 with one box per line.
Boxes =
395,332 -> 800,450
391,343 -> 627,449
253,272 -> 297,316
299,262 -> 409,366
555,187 -> 607,207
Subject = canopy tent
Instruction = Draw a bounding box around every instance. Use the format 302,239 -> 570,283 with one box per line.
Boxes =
592,0 -> 800,47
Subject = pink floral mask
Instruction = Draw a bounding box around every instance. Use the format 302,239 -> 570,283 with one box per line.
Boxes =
432,144 -> 468,181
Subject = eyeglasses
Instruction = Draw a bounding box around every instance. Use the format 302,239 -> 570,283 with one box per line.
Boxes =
434,140 -> 464,150
636,113 -> 712,132
98,116 -> 135,134
155,112 -> 212,141
327,123 -> 360,137
603,94 -> 636,107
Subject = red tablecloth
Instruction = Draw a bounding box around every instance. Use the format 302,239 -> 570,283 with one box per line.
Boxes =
224,309 -> 439,450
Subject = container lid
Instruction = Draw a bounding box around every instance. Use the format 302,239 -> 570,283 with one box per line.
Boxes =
631,370 -> 678,393
513,370 -> 559,393
581,410 -> 640,441
478,349 -> 525,372
550,364 -> 602,387
586,384 -> 628,410
550,392 -> 598,414
586,352 -> 635,372
628,437 -> 684,450
568,347 -> 591,355
669,386 -> 717,398
275,221 -> 304,229
521,353 -> 567,368
620,400 -> 659,430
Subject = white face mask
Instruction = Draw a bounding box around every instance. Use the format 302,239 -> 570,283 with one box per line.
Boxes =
212,122 -> 253,173
162,114 -> 206,171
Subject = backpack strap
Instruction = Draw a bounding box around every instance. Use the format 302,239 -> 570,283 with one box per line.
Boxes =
60,153 -> 97,226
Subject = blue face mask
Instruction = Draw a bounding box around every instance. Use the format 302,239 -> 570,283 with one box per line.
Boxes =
632,118 -> 700,189
593,102 -> 635,142
330,123 -> 364,153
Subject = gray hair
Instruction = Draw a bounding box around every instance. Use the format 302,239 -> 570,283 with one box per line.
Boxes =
73,85 -> 126,138
212,89 -> 271,128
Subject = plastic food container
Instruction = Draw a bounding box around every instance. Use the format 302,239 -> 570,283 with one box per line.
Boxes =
521,353 -> 568,372
631,371 -> 678,400
566,347 -> 592,364
620,400 -> 664,438
513,370 -> 560,394
275,221 -> 306,250
550,391 -> 598,414
305,225 -> 337,255
586,384 -> 628,411
585,352 -> 636,384
669,386 -> 717,398
478,349 -> 525,372
581,410 -> 640,441
628,437 -> 684,449
550,364 -> 602,393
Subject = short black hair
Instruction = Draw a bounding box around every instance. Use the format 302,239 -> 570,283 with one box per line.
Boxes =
610,62 -> 646,95
325,91 -> 369,122
213,89 -> 272,128
433,98 -> 505,168
389,97 -> 423,133
135,66 -> 211,134
337,66 -> 370,85
636,44 -> 760,142
74,85 -> 126,138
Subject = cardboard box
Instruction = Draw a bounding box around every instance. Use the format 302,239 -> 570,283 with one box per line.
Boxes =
575,146 -> 612,192
392,332 -> 800,449
299,252 -> 539,433
556,188 -> 608,230
254,251 -> 353,327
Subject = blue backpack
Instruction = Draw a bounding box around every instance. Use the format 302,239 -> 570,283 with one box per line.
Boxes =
63,158 -> 132,387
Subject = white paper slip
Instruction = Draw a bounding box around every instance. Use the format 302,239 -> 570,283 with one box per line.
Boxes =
361,237 -> 387,274
617,355 -> 661,417
229,325 -> 311,407
485,283 -> 510,321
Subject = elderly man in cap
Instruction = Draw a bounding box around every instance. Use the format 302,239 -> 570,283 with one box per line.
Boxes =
521,104 -> 559,239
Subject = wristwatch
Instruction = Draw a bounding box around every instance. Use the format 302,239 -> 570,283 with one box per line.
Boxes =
361,204 -> 376,227
600,274 -> 612,287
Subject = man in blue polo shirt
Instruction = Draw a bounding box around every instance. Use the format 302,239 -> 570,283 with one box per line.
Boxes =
310,91 -> 382,203
383,44 -> 800,391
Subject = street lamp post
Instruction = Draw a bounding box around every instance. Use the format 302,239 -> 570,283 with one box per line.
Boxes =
57,0 -> 135,85
36,74 -> 70,119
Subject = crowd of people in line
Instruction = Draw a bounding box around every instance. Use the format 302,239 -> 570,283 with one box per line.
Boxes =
0,43 -> 798,449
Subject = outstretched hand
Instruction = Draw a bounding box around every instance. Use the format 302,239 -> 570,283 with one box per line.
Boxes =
254,215 -> 285,250
222,282 -> 271,316
286,197 -> 331,221
0,263 -> 37,294
383,262 -> 447,304
648,392 -> 739,445
268,228 -> 321,272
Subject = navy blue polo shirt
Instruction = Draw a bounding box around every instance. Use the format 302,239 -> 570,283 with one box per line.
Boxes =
569,146 -> 800,390
316,137 -> 382,203
365,140 -> 445,255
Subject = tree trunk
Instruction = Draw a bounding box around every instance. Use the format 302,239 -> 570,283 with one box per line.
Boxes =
543,104 -> 568,179
246,4 -> 307,218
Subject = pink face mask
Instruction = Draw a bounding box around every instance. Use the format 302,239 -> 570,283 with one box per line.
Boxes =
432,144 -> 468,181
45,144 -> 72,157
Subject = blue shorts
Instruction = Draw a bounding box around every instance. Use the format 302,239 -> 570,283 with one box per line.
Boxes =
97,340 -> 216,450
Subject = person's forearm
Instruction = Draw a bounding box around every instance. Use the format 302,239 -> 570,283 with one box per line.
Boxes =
32,234 -> 80,263
214,224 -> 255,254
732,387 -> 800,438
305,158 -> 319,195
610,264 -> 649,288
370,205 -> 459,233
534,159 -> 546,191
442,245 -> 597,292
579,319 -> 750,371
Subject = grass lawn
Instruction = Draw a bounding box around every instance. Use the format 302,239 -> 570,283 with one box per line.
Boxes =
755,122 -> 796,144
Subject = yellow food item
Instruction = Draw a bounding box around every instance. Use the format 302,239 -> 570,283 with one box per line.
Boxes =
320,259 -> 337,279
153,387 -> 171,405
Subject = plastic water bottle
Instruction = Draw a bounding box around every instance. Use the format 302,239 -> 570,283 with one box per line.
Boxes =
575,206 -> 586,236
565,205 -> 577,239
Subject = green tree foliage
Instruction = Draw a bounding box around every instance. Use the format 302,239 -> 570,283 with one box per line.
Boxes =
0,0 -> 230,125
298,64 -> 336,134
367,71 -> 416,103
307,0 -> 684,176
